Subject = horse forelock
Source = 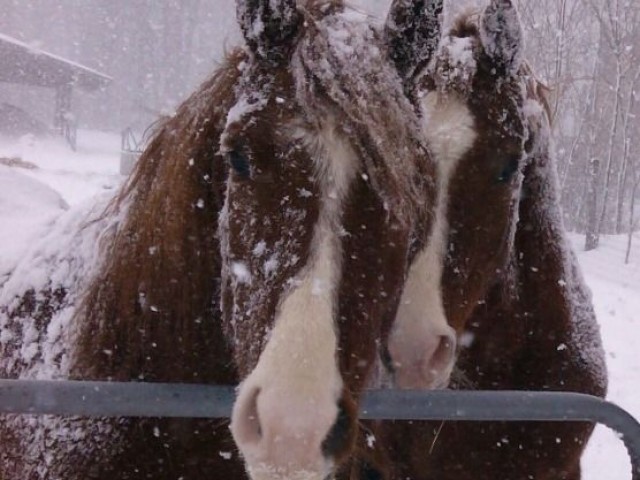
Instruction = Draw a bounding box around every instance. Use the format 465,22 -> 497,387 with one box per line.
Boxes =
292,5 -> 432,230
428,10 -> 527,99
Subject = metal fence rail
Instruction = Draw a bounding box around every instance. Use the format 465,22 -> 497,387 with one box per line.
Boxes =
1,379 -> 639,478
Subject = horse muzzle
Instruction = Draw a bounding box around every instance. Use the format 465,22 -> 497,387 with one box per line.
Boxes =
231,378 -> 357,480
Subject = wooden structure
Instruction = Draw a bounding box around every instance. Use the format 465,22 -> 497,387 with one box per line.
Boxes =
0,32 -> 111,150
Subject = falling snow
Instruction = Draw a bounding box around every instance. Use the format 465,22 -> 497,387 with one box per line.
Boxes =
0,1 -> 638,478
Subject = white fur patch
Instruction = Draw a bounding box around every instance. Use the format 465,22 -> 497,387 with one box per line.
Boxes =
388,92 -> 476,389
421,92 -> 477,178
231,118 -> 358,477
252,117 -> 358,410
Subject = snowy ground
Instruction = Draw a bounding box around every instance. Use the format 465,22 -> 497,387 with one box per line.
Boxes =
576,234 -> 640,480
0,131 -> 638,478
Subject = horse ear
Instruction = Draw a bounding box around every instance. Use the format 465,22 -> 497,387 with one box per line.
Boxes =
384,0 -> 444,90
480,0 -> 524,73
236,0 -> 302,63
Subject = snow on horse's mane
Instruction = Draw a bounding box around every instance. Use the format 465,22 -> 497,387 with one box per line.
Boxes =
0,193 -> 127,378
0,189 -> 129,474
292,6 -> 428,223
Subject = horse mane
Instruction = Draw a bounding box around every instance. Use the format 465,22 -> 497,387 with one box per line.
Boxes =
292,2 -> 433,228
521,62 -> 553,125
448,8 -> 481,38
72,50 -> 245,382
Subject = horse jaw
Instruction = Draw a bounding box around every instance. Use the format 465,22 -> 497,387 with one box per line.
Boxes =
388,91 -> 476,389
231,119 -> 359,480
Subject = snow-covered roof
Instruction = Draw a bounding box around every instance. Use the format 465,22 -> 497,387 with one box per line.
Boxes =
0,33 -> 112,91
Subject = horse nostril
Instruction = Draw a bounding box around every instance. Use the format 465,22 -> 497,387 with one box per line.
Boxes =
321,397 -> 356,459
387,326 -> 457,389
360,460 -> 385,480
231,387 -> 263,445
431,334 -> 455,371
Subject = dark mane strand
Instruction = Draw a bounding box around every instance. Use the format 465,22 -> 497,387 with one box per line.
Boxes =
294,7 -> 434,231
521,62 -> 553,125
448,10 -> 481,38
72,51 -> 246,384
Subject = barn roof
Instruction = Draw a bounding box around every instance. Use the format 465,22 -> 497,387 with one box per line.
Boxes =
0,33 -> 112,91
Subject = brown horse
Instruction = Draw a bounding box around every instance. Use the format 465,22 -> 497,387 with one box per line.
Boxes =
0,1 -> 448,479
375,1 -> 608,479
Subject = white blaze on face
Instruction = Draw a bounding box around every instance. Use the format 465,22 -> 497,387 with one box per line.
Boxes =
231,119 -> 359,480
388,91 -> 477,389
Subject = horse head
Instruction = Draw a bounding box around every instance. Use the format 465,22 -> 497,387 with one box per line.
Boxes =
396,0 -> 542,338
221,1 -> 439,478
380,0 -> 459,390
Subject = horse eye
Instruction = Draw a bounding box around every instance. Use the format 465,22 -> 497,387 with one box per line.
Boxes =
497,154 -> 521,183
227,150 -> 251,179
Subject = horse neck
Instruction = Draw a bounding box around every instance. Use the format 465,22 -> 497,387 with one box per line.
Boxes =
506,145 -> 594,342
71,66 -> 241,385
460,143 -> 607,394
470,146 -> 575,316
514,141 -> 584,291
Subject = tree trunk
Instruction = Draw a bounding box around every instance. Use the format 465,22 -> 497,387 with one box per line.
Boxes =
585,157 -> 601,251
551,0 -> 568,123
626,178 -> 639,264
596,57 -> 623,235
578,20 -> 606,244
615,67 -> 640,233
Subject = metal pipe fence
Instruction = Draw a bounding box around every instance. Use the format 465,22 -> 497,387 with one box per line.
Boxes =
1,379 -> 639,479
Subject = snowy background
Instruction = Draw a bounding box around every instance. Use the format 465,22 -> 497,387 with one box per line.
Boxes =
0,0 -> 638,478
1,0 -> 637,237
